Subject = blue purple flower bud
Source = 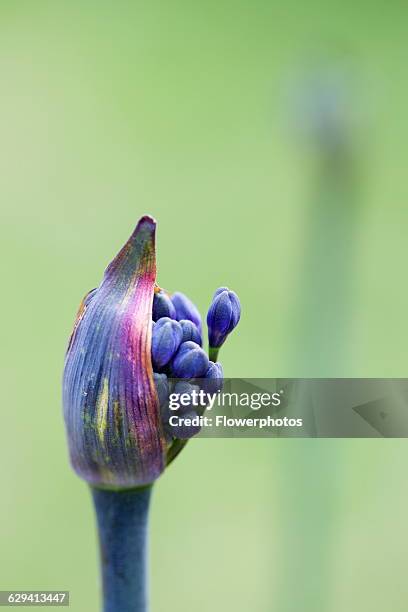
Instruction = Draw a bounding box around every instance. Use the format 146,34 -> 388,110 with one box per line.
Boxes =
151,317 -> 183,369
207,287 -> 241,350
165,409 -> 201,440
173,382 -> 200,410
152,289 -> 176,321
63,216 -> 242,486
171,292 -> 202,331
179,319 -> 202,346
161,382 -> 200,424
153,372 -> 169,407
203,361 -> 224,393
171,341 -> 209,378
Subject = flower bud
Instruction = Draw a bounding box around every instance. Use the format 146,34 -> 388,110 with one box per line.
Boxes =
171,292 -> 202,331
171,341 -> 209,378
203,361 -> 224,393
151,317 -> 183,369
161,381 -> 200,424
153,289 -> 176,321
153,372 -> 169,407
179,319 -> 202,346
63,218 -> 241,487
207,287 -> 241,349
173,382 -> 200,411
63,216 -> 167,489
165,409 -> 201,439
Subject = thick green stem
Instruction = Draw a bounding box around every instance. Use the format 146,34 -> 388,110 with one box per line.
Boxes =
91,486 -> 152,612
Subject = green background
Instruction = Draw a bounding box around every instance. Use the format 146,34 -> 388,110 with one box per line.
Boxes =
1,2 -> 408,610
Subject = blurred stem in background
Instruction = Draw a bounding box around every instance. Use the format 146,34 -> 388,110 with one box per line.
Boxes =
274,66 -> 362,611
92,487 -> 152,612
290,67 -> 361,373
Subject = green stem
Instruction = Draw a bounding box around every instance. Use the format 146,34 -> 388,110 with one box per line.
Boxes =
166,438 -> 188,466
209,347 -> 219,362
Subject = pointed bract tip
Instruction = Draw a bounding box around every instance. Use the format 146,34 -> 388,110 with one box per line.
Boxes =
103,215 -> 157,286
128,214 -> 157,243
137,214 -> 157,228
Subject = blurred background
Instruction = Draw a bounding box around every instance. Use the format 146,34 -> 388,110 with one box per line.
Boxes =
1,1 -> 408,610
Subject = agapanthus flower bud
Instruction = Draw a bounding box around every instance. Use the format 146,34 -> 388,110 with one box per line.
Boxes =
171,292 -> 202,331
153,372 -> 169,407
153,289 -> 176,321
165,409 -> 201,440
171,341 -> 209,378
160,382 -> 200,425
151,317 -> 183,369
207,287 -> 241,349
63,216 -> 167,488
203,361 -> 224,393
63,216 -> 241,489
173,381 -> 200,410
179,319 -> 202,346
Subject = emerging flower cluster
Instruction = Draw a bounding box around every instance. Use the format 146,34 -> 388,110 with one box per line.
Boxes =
63,216 -> 241,489
151,288 -> 240,441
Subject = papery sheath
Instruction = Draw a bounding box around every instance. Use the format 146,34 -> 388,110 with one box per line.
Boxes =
63,216 -> 166,488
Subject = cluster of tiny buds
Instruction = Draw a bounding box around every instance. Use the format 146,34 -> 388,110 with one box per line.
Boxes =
152,287 -> 241,441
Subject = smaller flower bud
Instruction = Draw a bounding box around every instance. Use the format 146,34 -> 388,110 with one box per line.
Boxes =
165,409 -> 201,439
179,319 -> 202,346
171,341 -> 209,378
171,292 -> 202,331
160,382 -> 200,424
153,289 -> 176,321
202,361 -> 224,393
152,317 -> 183,369
174,382 -> 200,410
153,372 -> 169,407
207,288 -> 241,349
